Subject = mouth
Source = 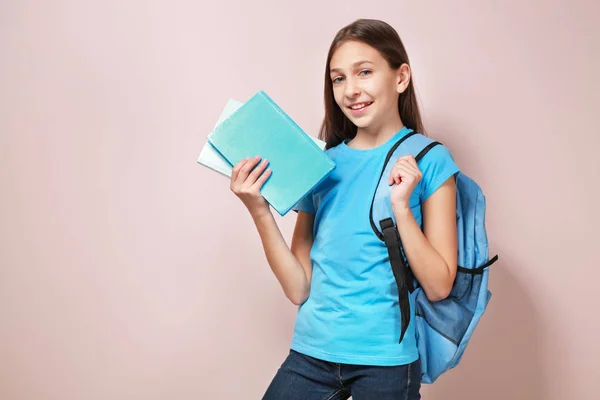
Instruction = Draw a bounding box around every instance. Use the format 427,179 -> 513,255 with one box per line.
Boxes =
347,101 -> 373,114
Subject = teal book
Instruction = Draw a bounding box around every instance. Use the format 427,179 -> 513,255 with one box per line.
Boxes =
207,90 -> 336,216
197,98 -> 327,177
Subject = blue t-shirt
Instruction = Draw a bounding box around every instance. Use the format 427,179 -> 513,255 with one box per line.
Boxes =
291,126 -> 460,366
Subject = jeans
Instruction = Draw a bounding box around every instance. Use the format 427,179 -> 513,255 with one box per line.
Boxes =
262,350 -> 421,400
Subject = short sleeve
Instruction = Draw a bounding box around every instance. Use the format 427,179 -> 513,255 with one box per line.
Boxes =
292,190 -> 316,214
418,144 -> 460,202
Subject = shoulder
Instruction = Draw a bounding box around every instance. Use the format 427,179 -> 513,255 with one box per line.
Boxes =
417,141 -> 460,202
419,142 -> 455,166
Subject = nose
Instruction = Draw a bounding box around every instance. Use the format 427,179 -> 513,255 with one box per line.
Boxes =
344,77 -> 360,98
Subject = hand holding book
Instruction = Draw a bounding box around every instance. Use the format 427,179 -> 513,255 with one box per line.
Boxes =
199,90 -> 336,216
230,155 -> 272,219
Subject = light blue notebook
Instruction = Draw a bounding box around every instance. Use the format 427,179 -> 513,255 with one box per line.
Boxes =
197,98 -> 326,177
207,90 -> 336,216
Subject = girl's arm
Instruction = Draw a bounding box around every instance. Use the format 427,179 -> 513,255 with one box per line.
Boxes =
252,210 -> 314,305
229,156 -> 314,305
393,177 -> 458,302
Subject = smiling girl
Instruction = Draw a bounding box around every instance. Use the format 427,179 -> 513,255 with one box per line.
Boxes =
230,19 -> 459,399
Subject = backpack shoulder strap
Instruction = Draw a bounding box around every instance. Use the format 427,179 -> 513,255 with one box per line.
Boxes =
368,131 -> 443,344
369,132 -> 442,239
415,139 -> 443,163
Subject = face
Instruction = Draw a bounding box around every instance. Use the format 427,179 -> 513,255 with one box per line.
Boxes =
329,40 -> 410,133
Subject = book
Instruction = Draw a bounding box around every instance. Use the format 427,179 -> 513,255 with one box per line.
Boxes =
197,98 -> 327,178
205,90 -> 336,216
197,99 -> 245,177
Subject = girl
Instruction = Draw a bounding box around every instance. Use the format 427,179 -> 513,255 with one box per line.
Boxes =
230,19 -> 459,400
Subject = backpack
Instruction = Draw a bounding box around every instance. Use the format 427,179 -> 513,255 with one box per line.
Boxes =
370,130 -> 498,384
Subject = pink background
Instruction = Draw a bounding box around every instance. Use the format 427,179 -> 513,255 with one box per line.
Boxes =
1,1 -> 598,399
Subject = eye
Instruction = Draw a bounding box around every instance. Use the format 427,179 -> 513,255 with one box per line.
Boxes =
359,69 -> 372,76
332,76 -> 345,84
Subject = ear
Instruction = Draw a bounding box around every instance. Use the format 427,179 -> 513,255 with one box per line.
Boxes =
396,63 -> 411,94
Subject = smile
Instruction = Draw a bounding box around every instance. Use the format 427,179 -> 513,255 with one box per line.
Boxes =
348,101 -> 373,114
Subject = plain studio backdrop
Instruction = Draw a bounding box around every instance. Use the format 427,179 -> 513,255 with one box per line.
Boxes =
1,1 -> 598,399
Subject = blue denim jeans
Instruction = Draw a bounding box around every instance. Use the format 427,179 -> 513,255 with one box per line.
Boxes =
262,350 -> 421,400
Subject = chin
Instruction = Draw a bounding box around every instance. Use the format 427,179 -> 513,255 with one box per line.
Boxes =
346,115 -> 374,130
342,107 -> 378,130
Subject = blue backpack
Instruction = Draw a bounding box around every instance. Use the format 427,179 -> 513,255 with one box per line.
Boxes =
370,130 -> 498,384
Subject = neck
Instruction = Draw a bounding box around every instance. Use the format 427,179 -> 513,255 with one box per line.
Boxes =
350,115 -> 405,150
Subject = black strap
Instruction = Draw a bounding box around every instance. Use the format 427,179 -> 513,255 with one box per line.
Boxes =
457,254 -> 499,274
415,141 -> 441,163
380,218 -> 412,343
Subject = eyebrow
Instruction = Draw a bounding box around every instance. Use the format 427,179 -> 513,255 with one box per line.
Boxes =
330,60 -> 373,74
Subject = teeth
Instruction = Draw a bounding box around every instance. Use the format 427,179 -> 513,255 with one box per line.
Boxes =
351,102 -> 370,110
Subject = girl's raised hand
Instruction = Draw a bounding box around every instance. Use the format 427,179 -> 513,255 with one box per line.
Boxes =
388,155 -> 422,211
230,155 -> 272,218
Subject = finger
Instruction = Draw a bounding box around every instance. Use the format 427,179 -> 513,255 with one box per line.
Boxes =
390,163 -> 408,185
391,165 -> 417,185
390,170 -> 403,185
246,158 -> 269,185
395,158 -> 421,176
236,155 -> 261,183
252,167 -> 272,190
231,158 -> 249,182
398,165 -> 420,185
395,155 -> 419,169
395,155 -> 414,163
402,159 -> 422,180
389,166 -> 403,185
404,156 -> 420,170
389,156 -> 418,184
388,164 -> 401,185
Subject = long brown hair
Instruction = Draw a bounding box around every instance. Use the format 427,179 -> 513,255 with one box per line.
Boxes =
319,19 -> 425,149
